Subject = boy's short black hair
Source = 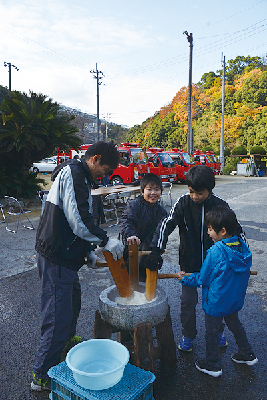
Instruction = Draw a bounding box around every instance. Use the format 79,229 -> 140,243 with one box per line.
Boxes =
84,141 -> 119,171
140,173 -> 163,192
205,206 -> 238,236
185,165 -> 215,192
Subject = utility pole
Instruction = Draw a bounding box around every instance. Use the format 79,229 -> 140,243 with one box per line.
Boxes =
183,31 -> 193,154
105,113 -> 110,141
220,54 -> 226,171
4,62 -> 19,91
90,63 -> 104,141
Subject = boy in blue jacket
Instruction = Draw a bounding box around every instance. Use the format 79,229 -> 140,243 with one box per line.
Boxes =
178,206 -> 257,377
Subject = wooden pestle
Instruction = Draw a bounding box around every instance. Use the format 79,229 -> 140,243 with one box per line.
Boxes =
128,241 -> 139,291
103,251 -> 133,298
145,268 -> 158,301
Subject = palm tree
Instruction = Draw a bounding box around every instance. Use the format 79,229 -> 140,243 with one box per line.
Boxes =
0,90 -> 82,197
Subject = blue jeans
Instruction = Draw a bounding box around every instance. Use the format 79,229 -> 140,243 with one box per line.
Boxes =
33,254 -> 81,379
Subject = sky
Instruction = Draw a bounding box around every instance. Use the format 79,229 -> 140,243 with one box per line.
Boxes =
0,0 -> 267,128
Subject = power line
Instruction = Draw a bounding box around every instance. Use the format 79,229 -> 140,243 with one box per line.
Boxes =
1,14 -> 266,79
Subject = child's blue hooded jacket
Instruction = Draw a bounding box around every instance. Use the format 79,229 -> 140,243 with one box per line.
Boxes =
181,236 -> 252,317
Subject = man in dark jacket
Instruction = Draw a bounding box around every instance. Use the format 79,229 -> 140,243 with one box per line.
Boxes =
120,173 -> 167,281
31,141 -> 124,391
145,166 -> 246,352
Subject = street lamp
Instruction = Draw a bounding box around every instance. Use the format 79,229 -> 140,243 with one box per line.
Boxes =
4,62 -> 19,91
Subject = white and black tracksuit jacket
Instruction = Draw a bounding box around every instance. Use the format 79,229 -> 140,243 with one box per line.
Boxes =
151,192 -> 246,273
35,158 -> 108,271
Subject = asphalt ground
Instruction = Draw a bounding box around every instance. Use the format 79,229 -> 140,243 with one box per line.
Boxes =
0,175 -> 267,400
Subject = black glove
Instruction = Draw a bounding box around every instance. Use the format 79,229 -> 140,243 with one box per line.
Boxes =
144,248 -> 163,271
123,245 -> 129,262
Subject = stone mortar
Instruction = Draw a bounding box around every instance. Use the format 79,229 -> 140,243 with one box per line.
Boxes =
99,283 -> 169,331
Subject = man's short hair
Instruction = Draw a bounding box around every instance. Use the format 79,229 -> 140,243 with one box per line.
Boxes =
84,141 -> 119,171
140,173 -> 163,193
185,165 -> 215,192
205,206 -> 238,236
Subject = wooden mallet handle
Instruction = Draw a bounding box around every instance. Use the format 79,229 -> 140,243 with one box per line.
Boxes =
158,271 -> 257,279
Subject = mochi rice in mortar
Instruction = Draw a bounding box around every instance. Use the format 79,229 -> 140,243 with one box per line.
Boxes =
115,291 -> 157,305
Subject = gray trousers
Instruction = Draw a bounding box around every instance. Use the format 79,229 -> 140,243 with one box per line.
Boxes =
33,254 -> 81,379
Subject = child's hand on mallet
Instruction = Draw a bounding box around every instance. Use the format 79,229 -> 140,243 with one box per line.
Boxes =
177,271 -> 186,281
127,236 -> 141,245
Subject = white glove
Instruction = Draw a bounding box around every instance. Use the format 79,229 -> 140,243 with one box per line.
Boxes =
87,251 -> 100,268
103,238 -> 124,261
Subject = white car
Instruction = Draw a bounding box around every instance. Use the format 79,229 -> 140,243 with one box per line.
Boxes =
30,158 -> 57,173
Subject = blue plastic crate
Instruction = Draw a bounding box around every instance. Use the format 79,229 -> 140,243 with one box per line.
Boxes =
48,361 -> 155,400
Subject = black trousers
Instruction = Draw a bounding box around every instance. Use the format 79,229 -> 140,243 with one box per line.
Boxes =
205,312 -> 252,368
180,286 -> 225,340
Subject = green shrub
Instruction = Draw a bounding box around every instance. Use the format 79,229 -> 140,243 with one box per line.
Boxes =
224,147 -> 231,157
222,156 -> 241,175
215,147 -> 230,157
0,164 -> 45,198
202,146 -> 213,152
250,145 -> 266,155
231,146 -> 247,156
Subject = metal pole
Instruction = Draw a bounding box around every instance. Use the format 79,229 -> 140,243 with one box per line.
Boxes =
184,32 -> 193,154
96,63 -> 100,141
191,129 -> 194,155
105,113 -> 108,141
90,63 -> 104,142
8,63 -> 11,91
4,62 -> 19,92
220,54 -> 225,171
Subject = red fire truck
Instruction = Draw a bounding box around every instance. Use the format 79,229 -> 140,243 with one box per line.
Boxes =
167,148 -> 194,183
56,144 -> 91,163
192,150 -> 215,173
109,143 -> 149,184
205,151 -> 221,175
57,143 -> 148,184
145,148 -> 177,183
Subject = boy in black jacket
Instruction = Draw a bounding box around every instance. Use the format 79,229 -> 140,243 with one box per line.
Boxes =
145,166 -> 246,351
120,173 -> 167,281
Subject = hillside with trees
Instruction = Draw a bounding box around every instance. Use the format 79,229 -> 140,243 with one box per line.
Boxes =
126,55 -> 267,158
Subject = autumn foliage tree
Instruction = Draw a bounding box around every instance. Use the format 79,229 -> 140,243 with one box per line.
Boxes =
127,55 -> 267,155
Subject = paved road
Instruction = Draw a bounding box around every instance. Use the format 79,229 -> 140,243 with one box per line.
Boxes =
0,175 -> 267,399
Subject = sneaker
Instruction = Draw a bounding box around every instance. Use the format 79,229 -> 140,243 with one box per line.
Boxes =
63,335 -> 82,354
178,336 -> 193,352
195,359 -> 222,377
231,352 -> 258,366
219,333 -> 228,347
31,371 -> 51,391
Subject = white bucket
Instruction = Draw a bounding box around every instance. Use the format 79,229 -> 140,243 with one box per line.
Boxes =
66,339 -> 130,390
